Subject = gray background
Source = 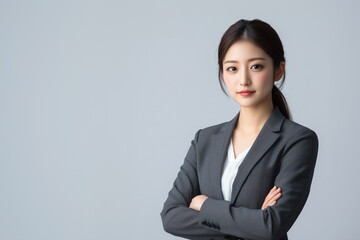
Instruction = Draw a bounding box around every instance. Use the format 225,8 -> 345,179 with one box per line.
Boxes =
1,0 -> 359,239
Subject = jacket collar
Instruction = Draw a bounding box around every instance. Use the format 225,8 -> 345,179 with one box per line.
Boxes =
208,105 -> 286,202
224,105 -> 284,134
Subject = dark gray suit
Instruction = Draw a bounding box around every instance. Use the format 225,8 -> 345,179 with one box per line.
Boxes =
161,106 -> 319,240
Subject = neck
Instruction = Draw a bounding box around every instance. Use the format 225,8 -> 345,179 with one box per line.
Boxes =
236,102 -> 274,134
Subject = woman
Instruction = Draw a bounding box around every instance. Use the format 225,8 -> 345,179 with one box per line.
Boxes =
160,19 -> 319,240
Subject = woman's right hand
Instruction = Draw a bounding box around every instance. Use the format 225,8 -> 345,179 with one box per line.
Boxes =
261,186 -> 282,210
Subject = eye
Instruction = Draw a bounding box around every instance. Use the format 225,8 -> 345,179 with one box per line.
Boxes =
226,67 -> 237,72
250,64 -> 263,70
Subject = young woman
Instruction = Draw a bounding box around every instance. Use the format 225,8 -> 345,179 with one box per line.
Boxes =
161,19 -> 319,240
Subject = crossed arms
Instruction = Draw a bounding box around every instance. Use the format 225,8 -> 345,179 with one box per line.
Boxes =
161,128 -> 318,240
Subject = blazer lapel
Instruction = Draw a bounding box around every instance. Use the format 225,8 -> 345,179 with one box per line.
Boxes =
209,111 -> 240,200
208,106 -> 285,202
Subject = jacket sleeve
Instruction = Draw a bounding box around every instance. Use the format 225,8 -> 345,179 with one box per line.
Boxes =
160,129 -> 229,240
198,129 -> 319,240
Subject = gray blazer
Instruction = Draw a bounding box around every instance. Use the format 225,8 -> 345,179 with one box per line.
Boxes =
160,106 -> 319,240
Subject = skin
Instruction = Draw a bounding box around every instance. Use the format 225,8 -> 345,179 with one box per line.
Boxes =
189,40 -> 285,211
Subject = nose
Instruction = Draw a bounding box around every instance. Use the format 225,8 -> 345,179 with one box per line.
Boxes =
239,68 -> 251,86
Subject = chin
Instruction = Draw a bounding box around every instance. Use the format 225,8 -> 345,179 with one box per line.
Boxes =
234,98 -> 258,107
235,101 -> 256,108
239,104 -> 257,109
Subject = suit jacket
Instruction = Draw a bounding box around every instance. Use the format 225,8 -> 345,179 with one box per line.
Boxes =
160,106 -> 319,240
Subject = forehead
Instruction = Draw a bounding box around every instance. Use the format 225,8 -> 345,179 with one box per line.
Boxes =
224,40 -> 270,61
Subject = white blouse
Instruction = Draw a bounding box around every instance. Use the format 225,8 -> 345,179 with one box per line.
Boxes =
221,138 -> 252,201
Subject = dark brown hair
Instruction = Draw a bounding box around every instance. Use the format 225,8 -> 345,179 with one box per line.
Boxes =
218,19 -> 292,120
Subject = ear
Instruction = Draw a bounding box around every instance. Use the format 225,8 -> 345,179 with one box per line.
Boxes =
274,61 -> 285,82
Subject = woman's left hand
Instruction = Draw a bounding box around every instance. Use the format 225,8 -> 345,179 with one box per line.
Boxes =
189,195 -> 208,211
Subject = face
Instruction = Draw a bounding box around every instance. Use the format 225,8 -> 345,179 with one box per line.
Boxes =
222,40 -> 284,109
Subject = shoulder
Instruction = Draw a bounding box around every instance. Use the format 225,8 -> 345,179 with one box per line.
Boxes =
201,120 -> 229,134
282,118 -> 318,137
280,118 -> 319,149
190,118 -> 231,144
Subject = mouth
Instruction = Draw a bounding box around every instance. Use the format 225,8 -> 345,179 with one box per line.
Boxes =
237,90 -> 255,96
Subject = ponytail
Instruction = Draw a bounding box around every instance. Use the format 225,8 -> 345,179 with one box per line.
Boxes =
272,85 -> 292,120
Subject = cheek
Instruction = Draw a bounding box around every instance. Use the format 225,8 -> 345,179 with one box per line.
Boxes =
255,72 -> 274,88
222,76 -> 230,87
223,74 -> 236,86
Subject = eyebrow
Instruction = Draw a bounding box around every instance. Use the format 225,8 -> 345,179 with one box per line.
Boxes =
223,57 -> 266,64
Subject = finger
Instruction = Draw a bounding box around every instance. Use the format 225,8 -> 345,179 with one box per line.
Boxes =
263,193 -> 275,207
265,187 -> 276,198
268,200 -> 277,206
267,192 -> 282,203
268,193 -> 282,202
268,186 -> 277,195
263,191 -> 281,208
262,200 -> 277,210
265,188 -> 281,201
262,187 -> 281,209
262,197 -> 274,210
266,186 -> 280,197
261,197 -> 271,209
265,199 -> 278,208
261,201 -> 268,210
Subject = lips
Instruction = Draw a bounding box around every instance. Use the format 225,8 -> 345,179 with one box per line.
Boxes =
238,90 -> 255,96
239,90 -> 255,93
